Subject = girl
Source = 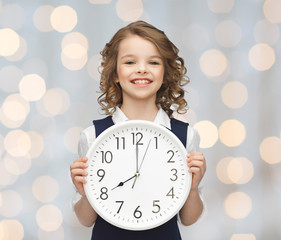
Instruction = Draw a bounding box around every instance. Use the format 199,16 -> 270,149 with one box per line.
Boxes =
70,21 -> 206,240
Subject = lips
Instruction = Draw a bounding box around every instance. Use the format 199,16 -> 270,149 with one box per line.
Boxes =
131,78 -> 152,84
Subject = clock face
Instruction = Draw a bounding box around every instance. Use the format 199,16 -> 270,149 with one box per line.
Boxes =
84,120 -> 192,230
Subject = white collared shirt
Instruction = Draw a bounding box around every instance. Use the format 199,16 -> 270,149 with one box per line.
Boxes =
78,107 -> 200,158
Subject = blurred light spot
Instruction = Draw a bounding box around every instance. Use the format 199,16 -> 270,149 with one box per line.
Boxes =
32,176 -> 59,202
216,157 -> 234,184
61,32 -> 89,50
89,0 -> 112,3
36,205 -> 63,231
230,234 -> 256,240
194,121 -> 218,148
0,65 -> 23,93
4,154 -> 31,175
219,119 -> 246,147
182,24 -> 210,51
0,4 -> 26,30
207,0 -> 234,13
37,88 -> 70,116
116,0 -> 143,22
0,162 -> 18,186
263,0 -> 281,23
27,131 -> 44,158
0,28 -> 20,56
227,157 -> 254,184
50,5 -> 77,33
62,43 -> 87,59
0,190 -> 23,217
0,219 -> 24,240
87,54 -> 102,81
61,52 -> 88,71
4,36 -> 27,62
0,108 -> 26,129
215,20 -> 241,47
33,5 -> 55,32
221,81 -> 248,109
38,226 -> 64,240
2,99 -> 27,122
64,127 -> 83,154
19,74 -> 46,102
260,136 -> 281,164
61,32 -> 89,70
22,58 -> 48,80
1,93 -> 30,126
248,43 -> 275,71
200,49 -> 227,77
224,192 -> 252,219
4,130 -> 31,157
253,19 -> 280,45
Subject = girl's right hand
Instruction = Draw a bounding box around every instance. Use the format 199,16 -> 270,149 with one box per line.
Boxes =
70,157 -> 88,196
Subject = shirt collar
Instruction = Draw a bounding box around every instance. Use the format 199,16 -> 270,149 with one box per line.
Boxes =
112,106 -> 171,129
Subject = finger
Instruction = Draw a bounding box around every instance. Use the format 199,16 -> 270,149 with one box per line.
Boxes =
187,153 -> 205,162
70,161 -> 88,170
71,168 -> 88,178
188,152 -> 203,157
73,157 -> 88,163
187,160 -> 204,168
74,175 -> 87,184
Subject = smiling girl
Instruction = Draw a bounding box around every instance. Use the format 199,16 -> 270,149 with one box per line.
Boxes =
70,21 -> 206,240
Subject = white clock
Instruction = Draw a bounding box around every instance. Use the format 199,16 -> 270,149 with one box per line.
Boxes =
84,120 -> 192,231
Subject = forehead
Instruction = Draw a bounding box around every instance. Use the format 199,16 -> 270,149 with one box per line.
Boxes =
118,35 -> 161,58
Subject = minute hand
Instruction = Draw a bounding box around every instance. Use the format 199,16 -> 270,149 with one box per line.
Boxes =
132,138 -> 152,188
138,138 -> 152,172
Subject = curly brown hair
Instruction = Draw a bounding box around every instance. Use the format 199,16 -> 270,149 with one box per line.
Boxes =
98,21 -> 189,117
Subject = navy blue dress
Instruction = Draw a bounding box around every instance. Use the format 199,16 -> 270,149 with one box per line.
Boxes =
91,116 -> 189,240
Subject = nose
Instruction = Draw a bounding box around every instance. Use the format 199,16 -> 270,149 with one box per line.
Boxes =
137,63 -> 147,74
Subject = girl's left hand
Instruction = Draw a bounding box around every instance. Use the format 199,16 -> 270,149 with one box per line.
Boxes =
187,152 -> 206,190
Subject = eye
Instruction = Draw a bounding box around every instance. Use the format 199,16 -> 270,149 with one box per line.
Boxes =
150,61 -> 159,65
125,61 -> 135,65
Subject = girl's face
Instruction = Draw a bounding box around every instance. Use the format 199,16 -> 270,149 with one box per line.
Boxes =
115,35 -> 164,105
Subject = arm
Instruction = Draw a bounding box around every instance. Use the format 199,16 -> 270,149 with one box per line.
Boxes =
179,152 -> 206,226
70,128 -> 98,227
70,156 -> 98,227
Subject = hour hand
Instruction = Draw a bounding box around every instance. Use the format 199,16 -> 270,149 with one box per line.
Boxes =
112,174 -> 137,190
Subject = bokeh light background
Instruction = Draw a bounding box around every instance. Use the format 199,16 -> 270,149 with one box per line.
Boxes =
1,0 -> 281,239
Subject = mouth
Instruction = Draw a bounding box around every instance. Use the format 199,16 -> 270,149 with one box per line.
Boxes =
131,78 -> 152,84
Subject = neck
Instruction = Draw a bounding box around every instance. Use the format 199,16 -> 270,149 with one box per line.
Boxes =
120,100 -> 159,121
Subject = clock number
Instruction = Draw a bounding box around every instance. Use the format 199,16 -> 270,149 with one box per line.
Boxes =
115,137 -> 125,150
132,132 -> 143,145
101,151 -> 113,163
97,169 -> 105,182
115,201 -> 124,214
100,187 -> 108,200
166,187 -> 175,198
154,137 -> 158,149
167,150 -> 175,163
152,200 -> 161,213
133,206 -> 142,219
170,168 -> 178,181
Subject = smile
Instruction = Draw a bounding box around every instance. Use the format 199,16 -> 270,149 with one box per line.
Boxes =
131,79 -> 152,84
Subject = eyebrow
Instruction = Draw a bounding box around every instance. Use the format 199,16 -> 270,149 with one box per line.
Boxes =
120,54 -> 163,60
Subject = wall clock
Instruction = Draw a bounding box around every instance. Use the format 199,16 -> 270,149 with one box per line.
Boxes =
84,120 -> 192,230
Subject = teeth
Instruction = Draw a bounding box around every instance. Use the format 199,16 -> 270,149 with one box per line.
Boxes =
133,80 -> 150,84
